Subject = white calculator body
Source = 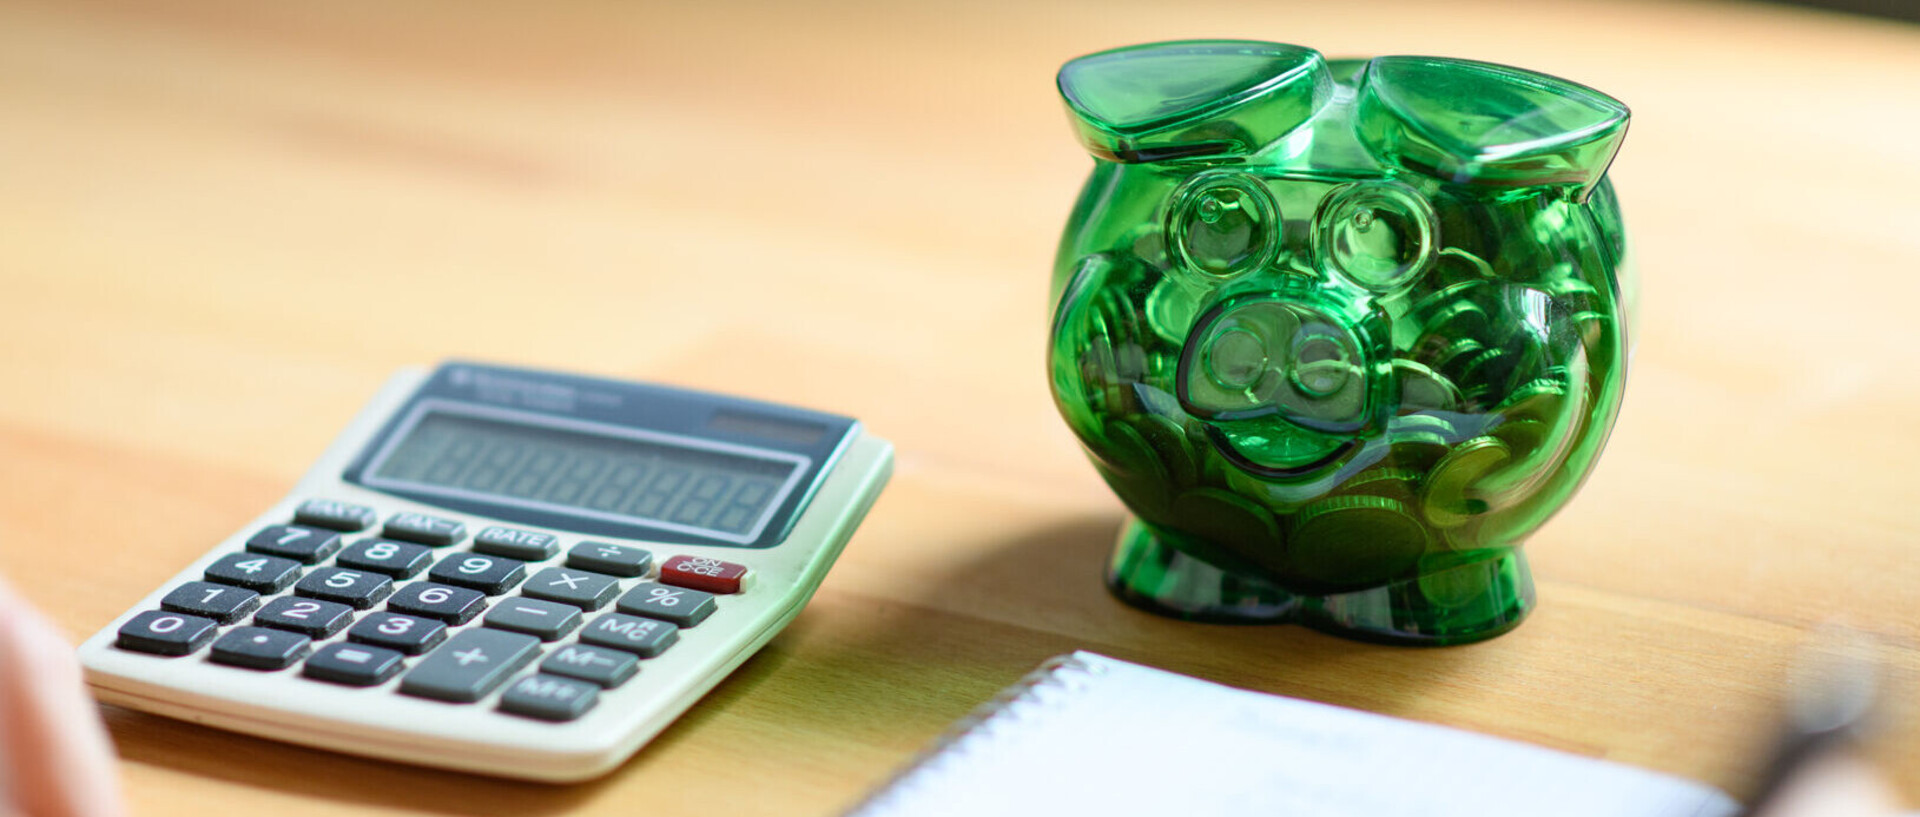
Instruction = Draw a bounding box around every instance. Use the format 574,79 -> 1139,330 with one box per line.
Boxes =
79,362 -> 892,781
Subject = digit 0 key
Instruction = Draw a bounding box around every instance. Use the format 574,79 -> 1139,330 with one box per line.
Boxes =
116,611 -> 218,656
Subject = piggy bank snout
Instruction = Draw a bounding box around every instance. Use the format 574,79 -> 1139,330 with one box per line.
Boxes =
1177,295 -> 1379,442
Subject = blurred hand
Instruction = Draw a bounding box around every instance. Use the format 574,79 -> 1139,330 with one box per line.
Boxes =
0,578 -> 124,817
1750,749 -> 1906,817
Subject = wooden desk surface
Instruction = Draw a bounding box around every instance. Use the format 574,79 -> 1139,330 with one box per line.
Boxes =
2,0 -> 1915,812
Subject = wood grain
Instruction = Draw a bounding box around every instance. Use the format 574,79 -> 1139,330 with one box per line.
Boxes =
0,0 -> 1914,813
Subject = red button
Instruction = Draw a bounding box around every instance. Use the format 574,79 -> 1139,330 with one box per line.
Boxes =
659,555 -> 748,594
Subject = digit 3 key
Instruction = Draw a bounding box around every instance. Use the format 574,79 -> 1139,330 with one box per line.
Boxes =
79,361 -> 893,781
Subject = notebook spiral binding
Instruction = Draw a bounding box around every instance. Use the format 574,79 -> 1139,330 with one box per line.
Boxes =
843,651 -> 1108,816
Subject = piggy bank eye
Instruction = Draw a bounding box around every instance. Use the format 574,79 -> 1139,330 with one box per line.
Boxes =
1353,56 -> 1628,200
1168,171 -> 1281,278
1057,40 -> 1332,163
1312,181 -> 1437,292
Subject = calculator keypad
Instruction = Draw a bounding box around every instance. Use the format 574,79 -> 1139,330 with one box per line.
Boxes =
116,497 -> 757,725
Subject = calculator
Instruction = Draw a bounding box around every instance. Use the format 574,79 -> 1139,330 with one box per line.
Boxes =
77,361 -> 893,781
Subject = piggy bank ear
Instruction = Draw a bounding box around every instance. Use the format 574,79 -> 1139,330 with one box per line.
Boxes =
1058,40 -> 1331,163
1354,56 -> 1628,201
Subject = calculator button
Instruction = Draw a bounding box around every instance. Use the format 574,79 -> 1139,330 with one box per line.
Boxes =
116,611 -> 218,656
398,629 -> 540,703
659,555 -> 748,594
579,613 -> 678,658
482,597 -> 582,641
473,527 -> 559,561
386,582 -> 487,625
565,542 -> 652,578
161,581 -> 261,624
254,597 -> 355,638
209,626 -> 311,670
303,643 -> 405,687
427,553 -> 528,595
336,539 -> 434,579
293,499 -> 377,532
615,583 -> 716,627
539,644 -> 639,688
383,513 -> 467,547
205,552 -> 303,593
245,525 -> 345,564
348,612 -> 447,655
521,568 -> 620,611
499,675 -> 599,722
294,568 -> 395,610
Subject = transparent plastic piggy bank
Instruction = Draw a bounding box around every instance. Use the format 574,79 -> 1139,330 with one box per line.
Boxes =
1048,41 -> 1632,644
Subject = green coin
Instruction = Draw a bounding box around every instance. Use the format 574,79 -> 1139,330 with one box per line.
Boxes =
1394,359 -> 1461,413
1420,436 -> 1511,529
1385,438 -> 1451,474
1489,418 -> 1550,457
1144,274 -> 1199,345
1498,377 -> 1568,424
1169,487 -> 1284,571
1288,494 -> 1429,586
1094,419 -> 1173,516
1129,413 -> 1198,488
1337,467 -> 1422,501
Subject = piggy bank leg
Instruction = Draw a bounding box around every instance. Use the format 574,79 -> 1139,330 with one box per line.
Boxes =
1106,519 -> 1301,623
1297,548 -> 1535,645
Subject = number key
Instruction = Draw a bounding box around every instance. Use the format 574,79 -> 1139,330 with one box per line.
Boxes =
348,611 -> 447,655
427,552 -> 526,595
161,581 -> 261,624
205,552 -> 302,593
116,611 -> 218,656
386,582 -> 487,625
245,524 -> 344,564
294,568 -> 394,610
336,538 -> 433,579
254,596 -> 354,638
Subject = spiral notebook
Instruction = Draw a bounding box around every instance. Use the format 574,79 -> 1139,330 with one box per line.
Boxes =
847,651 -> 1739,817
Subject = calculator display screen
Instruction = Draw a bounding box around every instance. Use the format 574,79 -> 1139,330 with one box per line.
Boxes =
362,406 -> 806,542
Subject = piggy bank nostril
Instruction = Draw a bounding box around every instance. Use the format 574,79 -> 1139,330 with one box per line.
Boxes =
1288,333 -> 1354,397
1205,328 -> 1269,390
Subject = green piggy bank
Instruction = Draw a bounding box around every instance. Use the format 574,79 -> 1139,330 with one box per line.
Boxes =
1048,41 -> 1632,644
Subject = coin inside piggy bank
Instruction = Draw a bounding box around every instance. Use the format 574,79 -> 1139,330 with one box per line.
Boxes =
1048,40 -> 1632,644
